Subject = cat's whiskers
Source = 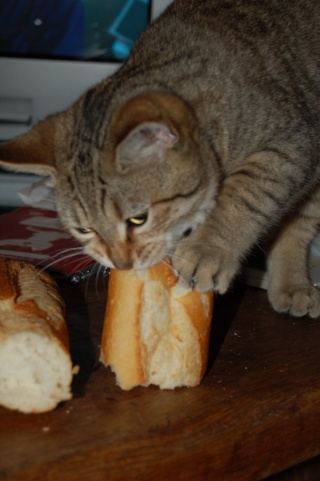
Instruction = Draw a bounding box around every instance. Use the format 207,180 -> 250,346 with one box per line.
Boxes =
82,261 -> 98,298
95,263 -> 108,295
34,247 -> 91,278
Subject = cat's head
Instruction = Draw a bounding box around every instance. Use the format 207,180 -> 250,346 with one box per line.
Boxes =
0,92 -> 218,270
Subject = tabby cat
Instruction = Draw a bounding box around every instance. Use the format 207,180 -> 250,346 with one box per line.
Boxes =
1,0 -> 320,317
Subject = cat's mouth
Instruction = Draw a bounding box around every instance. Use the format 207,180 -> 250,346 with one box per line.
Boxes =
85,230 -> 176,272
112,260 -> 134,271
108,248 -> 167,272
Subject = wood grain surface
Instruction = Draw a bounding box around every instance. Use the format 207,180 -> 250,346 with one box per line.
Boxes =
1,275 -> 320,481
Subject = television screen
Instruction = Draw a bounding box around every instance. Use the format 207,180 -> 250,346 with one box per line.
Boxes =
0,0 -> 171,207
0,0 -> 151,62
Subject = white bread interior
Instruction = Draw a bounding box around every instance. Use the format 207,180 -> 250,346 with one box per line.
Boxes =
100,261 -> 214,390
0,258 -> 75,413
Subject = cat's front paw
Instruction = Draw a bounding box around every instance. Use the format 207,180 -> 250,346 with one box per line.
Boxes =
268,285 -> 320,318
172,233 -> 240,294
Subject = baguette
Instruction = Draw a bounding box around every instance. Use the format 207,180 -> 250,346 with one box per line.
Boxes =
0,258 -> 75,413
100,260 -> 214,390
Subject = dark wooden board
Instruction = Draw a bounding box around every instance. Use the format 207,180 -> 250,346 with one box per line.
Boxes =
1,277 -> 320,481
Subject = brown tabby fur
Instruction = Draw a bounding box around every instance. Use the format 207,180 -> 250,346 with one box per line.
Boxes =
1,0 -> 320,317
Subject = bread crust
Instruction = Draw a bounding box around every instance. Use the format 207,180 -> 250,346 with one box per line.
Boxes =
0,258 -> 74,412
100,268 -> 146,388
100,261 -> 214,390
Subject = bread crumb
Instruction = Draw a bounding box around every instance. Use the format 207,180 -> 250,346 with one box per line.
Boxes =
42,426 -> 50,433
72,365 -> 80,375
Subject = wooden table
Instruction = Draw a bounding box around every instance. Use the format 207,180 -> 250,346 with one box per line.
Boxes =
1,272 -> 320,481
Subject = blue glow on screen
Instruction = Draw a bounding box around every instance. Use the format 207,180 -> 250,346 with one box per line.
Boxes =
0,0 -> 151,61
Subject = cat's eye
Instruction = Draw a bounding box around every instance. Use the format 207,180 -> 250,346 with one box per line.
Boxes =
126,213 -> 148,228
76,227 -> 94,235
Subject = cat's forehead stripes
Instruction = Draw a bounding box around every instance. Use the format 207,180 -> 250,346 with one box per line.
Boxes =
112,197 -> 148,223
152,182 -> 202,206
76,75 -> 128,150
99,186 -> 107,212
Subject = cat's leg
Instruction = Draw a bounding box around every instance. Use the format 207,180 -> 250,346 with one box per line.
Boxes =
267,184 -> 320,318
172,149 -> 312,296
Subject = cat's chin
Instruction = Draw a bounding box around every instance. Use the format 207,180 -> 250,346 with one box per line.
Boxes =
110,257 -> 164,272
95,257 -> 153,272
87,246 -> 170,272
132,256 -> 172,272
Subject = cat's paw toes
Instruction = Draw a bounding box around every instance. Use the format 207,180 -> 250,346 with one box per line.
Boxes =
172,243 -> 238,294
268,285 -> 320,318
191,256 -> 236,293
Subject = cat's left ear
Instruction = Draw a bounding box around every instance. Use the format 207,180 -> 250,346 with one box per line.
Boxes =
0,114 -> 58,181
115,121 -> 177,172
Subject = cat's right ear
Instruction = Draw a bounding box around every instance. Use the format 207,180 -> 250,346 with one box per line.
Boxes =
0,114 -> 58,182
115,121 -> 177,172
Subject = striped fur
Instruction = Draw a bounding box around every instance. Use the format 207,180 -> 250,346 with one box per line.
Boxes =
0,0 -> 320,317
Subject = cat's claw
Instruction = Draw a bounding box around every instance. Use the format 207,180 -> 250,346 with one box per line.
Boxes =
173,240 -> 239,294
